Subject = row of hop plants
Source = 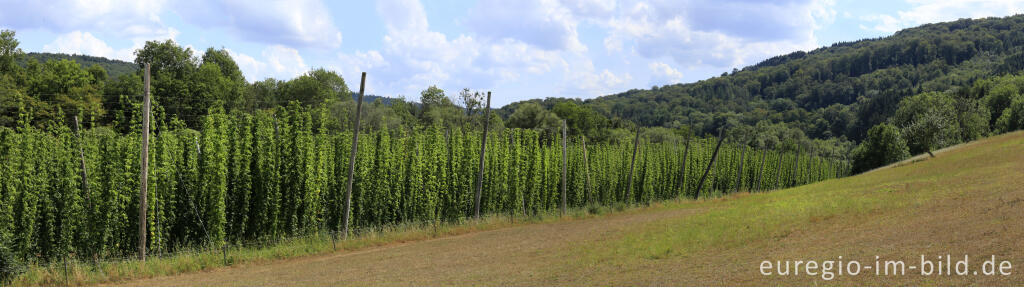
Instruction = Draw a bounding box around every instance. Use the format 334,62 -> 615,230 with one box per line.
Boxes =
0,103 -> 851,266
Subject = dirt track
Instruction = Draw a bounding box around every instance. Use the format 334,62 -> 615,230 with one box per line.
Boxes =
109,206 -> 703,286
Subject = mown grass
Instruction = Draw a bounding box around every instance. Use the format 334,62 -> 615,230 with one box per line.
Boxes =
8,201 -> 657,286
553,131 -> 1024,285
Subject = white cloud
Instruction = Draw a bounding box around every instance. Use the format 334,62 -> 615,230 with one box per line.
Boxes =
648,61 -> 683,85
377,0 -> 430,32
560,54 -> 631,96
263,45 -> 308,80
468,0 -> 587,52
560,0 -> 617,18
0,0 -> 168,37
225,49 -> 266,82
347,0 -> 608,102
43,31 -> 116,58
176,0 -> 343,48
42,28 -> 179,62
338,50 -> 388,71
597,0 -> 828,69
2,0 -> 341,49
862,0 -> 1024,33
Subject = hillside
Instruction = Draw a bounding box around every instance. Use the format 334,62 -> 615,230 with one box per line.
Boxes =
16,52 -> 137,79
506,15 -> 1024,143
105,131 -> 1024,286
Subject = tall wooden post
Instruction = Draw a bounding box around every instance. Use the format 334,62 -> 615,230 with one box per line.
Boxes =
74,116 -> 94,261
581,135 -> 592,205
474,91 -> 492,219
343,72 -> 367,239
734,146 -> 746,193
677,137 -> 691,197
625,128 -> 641,203
560,120 -> 567,215
754,146 -> 767,192
138,63 -> 150,261
793,151 -> 802,186
695,129 -> 725,199
771,151 -> 781,189
74,116 -> 92,217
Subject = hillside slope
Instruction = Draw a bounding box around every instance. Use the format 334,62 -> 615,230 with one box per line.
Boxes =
112,132 -> 1024,286
507,15 -> 1024,143
17,52 -> 138,79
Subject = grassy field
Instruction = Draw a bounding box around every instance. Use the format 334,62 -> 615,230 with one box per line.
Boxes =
27,131 -> 1024,286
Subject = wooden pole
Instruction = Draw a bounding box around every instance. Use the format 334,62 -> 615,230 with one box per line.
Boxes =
625,128 -> 641,203
138,63 -> 150,261
474,91 -> 492,219
774,151 -> 783,189
73,116 -> 92,220
694,129 -> 725,199
581,135 -> 592,205
734,145 -> 746,193
560,120 -> 567,215
677,137 -> 690,197
342,72 -> 366,239
793,151 -> 801,186
754,146 -> 767,192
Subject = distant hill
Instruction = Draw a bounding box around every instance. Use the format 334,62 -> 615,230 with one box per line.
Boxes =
503,15 -> 1024,142
16,52 -> 138,80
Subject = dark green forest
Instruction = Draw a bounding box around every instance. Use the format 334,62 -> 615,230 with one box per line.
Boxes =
17,52 -> 137,80
503,15 -> 1024,170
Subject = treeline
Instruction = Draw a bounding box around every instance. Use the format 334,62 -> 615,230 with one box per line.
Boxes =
497,15 -> 1024,148
17,52 -> 137,80
0,29 -> 856,161
0,103 -> 848,263
850,72 -> 1024,172
0,30 -> 496,136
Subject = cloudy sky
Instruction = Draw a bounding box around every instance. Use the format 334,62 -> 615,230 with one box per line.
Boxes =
2,0 -> 1023,105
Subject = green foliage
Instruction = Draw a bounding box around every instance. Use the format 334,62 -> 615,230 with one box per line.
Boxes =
0,29 -> 22,74
507,102 -> 562,133
852,123 -> 910,173
19,52 -> 135,80
0,106 -> 848,264
891,92 -> 960,154
994,93 -> 1024,132
488,15 -> 1024,145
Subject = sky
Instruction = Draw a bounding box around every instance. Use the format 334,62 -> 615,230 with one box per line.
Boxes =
2,0 -> 1024,106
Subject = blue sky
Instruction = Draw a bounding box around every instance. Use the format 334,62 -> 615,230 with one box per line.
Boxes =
2,0 -> 1023,106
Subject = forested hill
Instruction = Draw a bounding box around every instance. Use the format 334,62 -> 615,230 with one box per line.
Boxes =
554,15 -> 1024,142
17,52 -> 138,79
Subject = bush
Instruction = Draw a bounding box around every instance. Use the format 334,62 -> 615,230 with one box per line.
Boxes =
852,123 -> 911,173
892,92 -> 960,155
995,94 -> 1024,133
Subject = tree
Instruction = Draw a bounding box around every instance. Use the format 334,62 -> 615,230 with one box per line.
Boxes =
201,48 -> 245,84
245,78 -> 282,110
551,101 -> 608,139
852,123 -> 910,172
954,97 -> 990,141
507,102 -> 561,132
199,48 -> 247,109
134,40 -> 199,126
891,92 -> 960,155
994,93 -> 1024,133
457,88 -> 483,116
419,85 -> 459,125
281,68 -> 350,106
0,29 -> 21,75
25,59 -> 102,124
901,108 -> 956,157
